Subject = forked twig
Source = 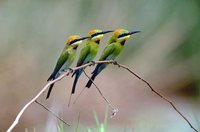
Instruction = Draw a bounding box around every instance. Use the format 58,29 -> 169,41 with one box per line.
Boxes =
35,100 -> 70,126
7,61 -> 112,132
82,70 -> 118,117
7,72 -> 70,132
7,60 -> 198,132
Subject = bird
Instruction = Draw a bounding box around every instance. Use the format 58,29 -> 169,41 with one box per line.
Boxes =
46,35 -> 89,99
85,29 -> 140,88
71,29 -> 113,95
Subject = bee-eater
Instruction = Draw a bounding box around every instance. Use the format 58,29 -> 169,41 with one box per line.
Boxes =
46,35 -> 89,99
71,29 -> 113,95
85,29 -> 140,88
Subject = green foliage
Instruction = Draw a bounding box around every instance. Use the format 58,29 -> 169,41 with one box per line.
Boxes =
90,110 -> 108,132
57,109 -> 109,132
1,0 -> 200,131
57,122 -> 65,132
75,113 -> 81,132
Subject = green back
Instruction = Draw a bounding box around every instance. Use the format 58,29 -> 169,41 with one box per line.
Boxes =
53,46 -> 77,78
99,42 -> 123,61
77,39 -> 99,66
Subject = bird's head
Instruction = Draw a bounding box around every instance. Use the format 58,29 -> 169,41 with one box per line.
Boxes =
66,35 -> 89,49
109,29 -> 140,44
88,29 -> 113,43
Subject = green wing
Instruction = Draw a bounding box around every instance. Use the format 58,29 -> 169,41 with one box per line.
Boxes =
77,44 -> 90,66
56,50 -> 70,71
48,50 -> 69,80
99,43 -> 116,61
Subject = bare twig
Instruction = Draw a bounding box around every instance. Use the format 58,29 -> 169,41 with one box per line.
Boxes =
82,70 -> 119,117
111,61 -> 198,132
7,72 -> 70,132
35,100 -> 70,126
7,60 -> 198,132
7,61 -> 110,132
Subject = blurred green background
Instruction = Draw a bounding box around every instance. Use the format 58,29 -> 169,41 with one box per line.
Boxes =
0,0 -> 200,131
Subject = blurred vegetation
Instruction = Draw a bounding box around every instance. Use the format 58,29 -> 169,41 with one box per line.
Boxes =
56,110 -> 108,132
0,0 -> 200,131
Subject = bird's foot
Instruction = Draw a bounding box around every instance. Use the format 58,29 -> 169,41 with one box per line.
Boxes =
111,60 -> 118,65
68,68 -> 74,74
89,61 -> 95,66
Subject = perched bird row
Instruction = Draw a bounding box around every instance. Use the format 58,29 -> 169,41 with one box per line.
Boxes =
46,28 -> 140,100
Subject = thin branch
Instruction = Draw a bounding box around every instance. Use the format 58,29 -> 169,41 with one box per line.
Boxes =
82,70 -> 118,118
7,60 -> 198,132
7,61 -> 113,132
35,100 -> 70,126
7,71 -> 70,132
111,61 -> 198,132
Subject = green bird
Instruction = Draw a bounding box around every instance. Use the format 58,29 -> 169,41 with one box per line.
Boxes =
46,35 -> 89,99
85,29 -> 140,88
71,29 -> 113,95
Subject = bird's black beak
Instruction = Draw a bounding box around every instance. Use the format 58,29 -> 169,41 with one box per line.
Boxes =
126,31 -> 141,36
100,30 -> 114,35
118,31 -> 141,38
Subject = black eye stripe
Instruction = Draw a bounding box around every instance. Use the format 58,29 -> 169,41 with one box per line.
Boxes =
91,32 -> 102,38
118,33 -> 128,38
70,36 -> 89,45
70,38 -> 84,44
70,39 -> 79,45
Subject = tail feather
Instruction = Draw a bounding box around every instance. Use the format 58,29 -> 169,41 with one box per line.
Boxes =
46,83 -> 55,99
85,71 -> 97,88
71,70 -> 80,94
47,71 -> 57,81
46,71 -> 57,99
85,64 -> 106,88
